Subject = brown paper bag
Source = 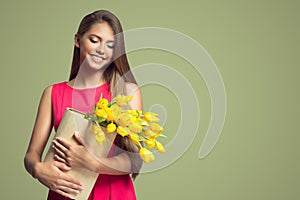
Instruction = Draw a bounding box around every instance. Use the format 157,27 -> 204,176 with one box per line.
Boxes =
44,108 -> 116,200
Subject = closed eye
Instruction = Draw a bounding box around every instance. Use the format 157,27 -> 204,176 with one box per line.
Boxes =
89,37 -> 99,43
106,42 -> 115,49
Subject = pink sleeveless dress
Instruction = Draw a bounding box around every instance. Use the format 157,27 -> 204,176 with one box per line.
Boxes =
47,81 -> 137,200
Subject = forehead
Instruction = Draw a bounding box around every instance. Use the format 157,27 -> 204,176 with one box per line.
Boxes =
85,22 -> 115,41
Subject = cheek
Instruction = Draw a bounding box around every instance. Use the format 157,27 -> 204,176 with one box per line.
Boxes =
106,48 -> 114,59
107,50 -> 114,59
84,43 -> 97,53
80,44 -> 96,60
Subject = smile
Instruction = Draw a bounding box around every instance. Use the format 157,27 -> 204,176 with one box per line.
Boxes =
90,54 -> 106,63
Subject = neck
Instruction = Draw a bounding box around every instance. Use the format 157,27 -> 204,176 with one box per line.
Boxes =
73,64 -> 106,89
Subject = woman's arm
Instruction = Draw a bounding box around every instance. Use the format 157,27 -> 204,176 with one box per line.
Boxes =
24,86 -> 53,176
24,86 -> 83,198
52,82 -> 143,175
100,82 -> 143,174
52,137 -> 133,174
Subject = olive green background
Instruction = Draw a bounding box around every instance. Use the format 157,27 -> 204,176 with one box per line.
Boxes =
0,0 -> 299,199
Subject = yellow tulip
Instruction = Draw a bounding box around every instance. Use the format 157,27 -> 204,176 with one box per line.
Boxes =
106,108 -> 114,121
130,116 -> 138,123
139,148 -> 155,162
116,113 -> 132,127
144,139 -> 156,148
150,123 -> 164,134
128,123 -> 143,134
130,115 -> 143,124
127,110 -> 142,116
126,95 -> 133,102
144,112 -> 160,122
115,95 -> 133,106
106,122 -> 116,133
140,119 -> 149,126
126,110 -> 137,115
111,104 -> 122,119
116,126 -> 131,137
97,98 -> 109,109
155,141 -> 166,153
95,108 -> 107,118
92,124 -> 100,135
95,131 -> 106,145
129,133 -> 141,146
142,128 -> 157,139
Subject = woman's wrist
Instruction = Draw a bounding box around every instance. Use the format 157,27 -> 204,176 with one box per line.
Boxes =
89,157 -> 102,173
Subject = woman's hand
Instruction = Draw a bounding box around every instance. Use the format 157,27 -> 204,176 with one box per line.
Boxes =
53,132 -> 135,175
34,161 -> 83,198
52,133 -> 98,172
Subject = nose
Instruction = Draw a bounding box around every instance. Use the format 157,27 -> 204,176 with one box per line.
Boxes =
95,42 -> 105,54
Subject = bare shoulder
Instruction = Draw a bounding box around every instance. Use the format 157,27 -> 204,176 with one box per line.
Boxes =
36,85 -> 53,108
125,82 -> 140,94
42,85 -> 53,99
44,85 -> 53,94
125,82 -> 142,110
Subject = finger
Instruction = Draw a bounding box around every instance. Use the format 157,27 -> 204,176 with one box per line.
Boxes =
54,154 -> 68,165
55,186 -> 81,199
57,168 -> 83,187
54,162 -> 82,187
58,179 -> 83,191
73,131 -> 83,145
54,189 -> 73,199
52,139 -> 68,152
55,137 -> 72,149
54,161 -> 71,171
52,142 -> 66,157
55,181 -> 82,195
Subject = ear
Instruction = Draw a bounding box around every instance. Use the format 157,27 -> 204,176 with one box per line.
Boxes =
74,34 -> 80,48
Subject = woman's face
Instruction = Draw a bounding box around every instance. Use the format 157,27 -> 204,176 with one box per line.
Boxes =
75,22 -> 115,71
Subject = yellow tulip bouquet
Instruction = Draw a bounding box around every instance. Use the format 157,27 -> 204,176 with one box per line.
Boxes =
84,94 -> 166,163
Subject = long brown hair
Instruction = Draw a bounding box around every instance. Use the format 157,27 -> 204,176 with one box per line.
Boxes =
69,10 -> 142,179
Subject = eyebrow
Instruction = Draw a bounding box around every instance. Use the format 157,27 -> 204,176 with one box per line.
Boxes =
89,34 -> 115,42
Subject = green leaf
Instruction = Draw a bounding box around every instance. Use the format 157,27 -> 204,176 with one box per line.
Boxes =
98,93 -> 103,102
97,114 -> 108,123
138,134 -> 149,141
140,121 -> 149,126
92,113 -> 97,120
84,112 -> 91,119
108,98 -> 116,107
99,121 -> 110,127
158,134 -> 168,138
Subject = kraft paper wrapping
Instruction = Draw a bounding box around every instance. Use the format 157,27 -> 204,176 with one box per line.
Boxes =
44,108 -> 116,200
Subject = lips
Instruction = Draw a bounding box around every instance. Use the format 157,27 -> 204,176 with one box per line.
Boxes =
90,54 -> 106,63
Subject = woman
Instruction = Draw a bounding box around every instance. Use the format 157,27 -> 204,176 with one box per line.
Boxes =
24,10 -> 142,199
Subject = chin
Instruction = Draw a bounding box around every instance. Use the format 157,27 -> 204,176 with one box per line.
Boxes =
85,58 -> 108,70
90,63 -> 107,71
